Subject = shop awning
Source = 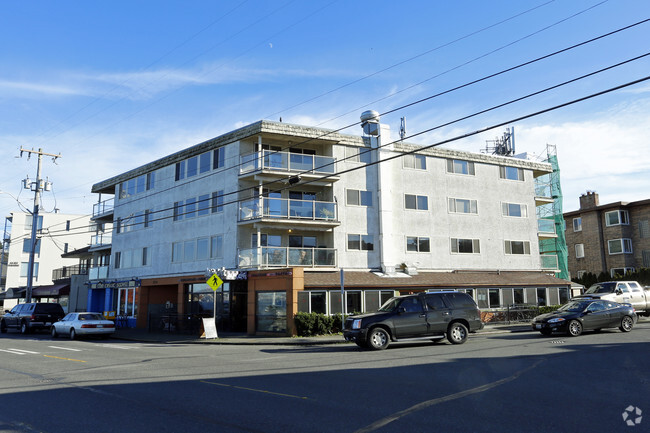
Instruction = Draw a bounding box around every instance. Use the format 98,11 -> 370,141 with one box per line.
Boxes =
3,287 -> 27,299
32,283 -> 70,297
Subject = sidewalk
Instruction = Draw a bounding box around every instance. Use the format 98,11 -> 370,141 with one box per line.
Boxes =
112,323 -> 532,345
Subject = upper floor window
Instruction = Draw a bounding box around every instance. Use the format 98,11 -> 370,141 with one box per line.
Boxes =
346,189 -> 373,206
640,219 -> 650,238
447,159 -> 475,175
405,194 -> 428,210
575,244 -> 585,258
346,146 -> 372,164
605,210 -> 629,226
502,203 -> 527,218
451,238 -> 480,254
407,236 -> 430,252
608,238 -> 632,255
573,217 -> 582,232
120,172 -> 155,199
505,240 -> 530,255
22,239 -> 41,255
499,166 -> 524,181
348,234 -> 374,251
213,147 -> 225,169
403,154 -> 426,170
448,198 -> 477,214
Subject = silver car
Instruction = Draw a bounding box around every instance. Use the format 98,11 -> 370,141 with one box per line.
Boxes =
51,312 -> 116,340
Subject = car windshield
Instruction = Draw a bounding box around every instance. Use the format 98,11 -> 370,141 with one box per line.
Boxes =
378,298 -> 401,312
585,282 -> 616,294
558,301 -> 590,312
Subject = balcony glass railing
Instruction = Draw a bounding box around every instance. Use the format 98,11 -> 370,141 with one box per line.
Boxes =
239,198 -> 337,222
52,264 -> 89,280
93,198 -> 114,218
537,219 -> 556,235
240,150 -> 336,175
238,247 -> 337,268
89,265 -> 109,280
540,254 -> 559,270
91,233 -> 112,247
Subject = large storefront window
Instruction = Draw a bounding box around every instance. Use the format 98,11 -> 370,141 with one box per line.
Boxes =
186,283 -> 214,316
117,287 -> 138,317
256,291 -> 286,333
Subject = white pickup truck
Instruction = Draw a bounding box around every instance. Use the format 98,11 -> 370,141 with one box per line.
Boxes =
575,281 -> 650,315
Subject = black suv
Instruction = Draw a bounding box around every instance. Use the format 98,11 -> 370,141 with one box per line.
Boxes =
1,303 -> 65,334
343,291 -> 483,349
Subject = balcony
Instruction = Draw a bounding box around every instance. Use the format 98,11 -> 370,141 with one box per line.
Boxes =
93,198 -> 114,220
90,233 -> 112,251
537,218 -> 557,239
540,254 -> 559,271
239,198 -> 339,229
239,150 -> 339,184
52,264 -> 89,281
238,247 -> 337,269
89,265 -> 109,280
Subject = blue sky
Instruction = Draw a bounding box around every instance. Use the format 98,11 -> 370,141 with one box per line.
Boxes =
1,0 -> 649,217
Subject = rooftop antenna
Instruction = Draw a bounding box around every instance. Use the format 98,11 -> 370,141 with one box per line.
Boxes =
400,117 -> 406,141
482,127 -> 515,156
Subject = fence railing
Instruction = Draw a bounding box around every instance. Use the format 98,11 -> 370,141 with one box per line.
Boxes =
52,264 -> 89,280
148,313 -> 209,335
238,246 -> 336,269
240,150 -> 336,175
239,198 -> 337,222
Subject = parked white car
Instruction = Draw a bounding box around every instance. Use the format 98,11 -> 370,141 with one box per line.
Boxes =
51,312 -> 116,340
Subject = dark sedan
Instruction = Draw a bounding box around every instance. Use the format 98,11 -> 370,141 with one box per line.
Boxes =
531,299 -> 636,337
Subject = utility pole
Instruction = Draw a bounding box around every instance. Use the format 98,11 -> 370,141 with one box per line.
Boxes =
20,147 -> 61,303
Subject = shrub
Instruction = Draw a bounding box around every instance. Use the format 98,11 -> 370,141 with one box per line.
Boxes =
294,312 -> 345,336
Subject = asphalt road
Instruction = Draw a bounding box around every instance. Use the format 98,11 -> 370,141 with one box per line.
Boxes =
0,322 -> 648,433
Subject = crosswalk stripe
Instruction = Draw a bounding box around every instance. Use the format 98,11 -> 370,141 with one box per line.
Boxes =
7,348 -> 39,354
0,349 -> 26,355
48,346 -> 82,352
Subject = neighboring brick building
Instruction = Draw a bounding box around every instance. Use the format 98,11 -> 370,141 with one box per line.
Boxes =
564,191 -> 650,279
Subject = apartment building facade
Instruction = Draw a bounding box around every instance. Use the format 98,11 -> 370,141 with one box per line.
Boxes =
564,191 -> 650,279
0,212 -> 93,311
87,115 -> 569,335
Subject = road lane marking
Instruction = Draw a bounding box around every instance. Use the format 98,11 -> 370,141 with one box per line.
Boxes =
43,355 -> 86,363
7,348 -> 39,354
200,380 -> 309,400
0,349 -> 26,355
353,359 -> 545,433
99,344 -> 135,350
48,346 -> 82,351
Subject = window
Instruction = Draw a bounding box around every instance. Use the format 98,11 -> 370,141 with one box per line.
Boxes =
406,236 -> 430,252
405,194 -> 428,210
448,198 -> 477,214
252,233 -> 281,247
186,156 -> 198,178
451,238 -> 480,254
505,240 -> 530,255
573,217 -> 582,232
173,202 -> 183,221
499,166 -> 524,181
536,288 -> 547,306
611,267 -> 634,278
20,262 -> 39,279
199,152 -> 211,174
605,210 -> 629,226
346,189 -> 373,206
347,234 -> 374,251
144,209 -> 153,228
146,172 -> 155,190
183,240 -> 195,262
213,147 -> 225,169
185,198 -> 197,219
575,244 -> 585,258
643,250 -> 650,268
172,242 -> 182,263
175,161 -> 185,181
22,239 -> 40,255
25,215 -> 43,232
198,194 -> 210,216
66,220 -> 71,231
142,247 -> 150,266
212,190 -> 224,213
210,235 -> 223,259
346,146 -> 372,163
502,203 -> 527,217
608,238 -> 632,255
197,238 -> 209,260
640,219 -> 650,238
289,235 -> 317,248
447,159 -> 475,175
403,154 -> 426,170
114,252 -> 122,269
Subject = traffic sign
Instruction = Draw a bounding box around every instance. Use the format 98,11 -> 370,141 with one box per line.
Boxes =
206,274 -> 223,291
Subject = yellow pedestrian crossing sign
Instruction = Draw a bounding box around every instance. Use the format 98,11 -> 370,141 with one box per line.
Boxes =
206,274 -> 223,291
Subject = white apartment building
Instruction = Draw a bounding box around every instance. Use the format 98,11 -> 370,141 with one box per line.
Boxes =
87,114 -> 569,335
1,211 -> 93,311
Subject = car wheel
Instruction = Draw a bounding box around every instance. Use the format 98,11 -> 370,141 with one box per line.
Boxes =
51,327 -> 58,338
368,328 -> 390,350
447,322 -> 468,344
540,329 -> 552,336
567,320 -> 582,337
619,316 -> 634,332
0,320 -> 6,334
69,328 -> 76,340
20,322 -> 29,335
